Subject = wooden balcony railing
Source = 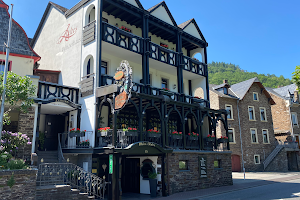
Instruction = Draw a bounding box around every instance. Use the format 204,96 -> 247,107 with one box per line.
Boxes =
150,42 -> 177,66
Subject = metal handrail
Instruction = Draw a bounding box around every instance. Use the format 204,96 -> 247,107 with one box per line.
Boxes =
57,134 -> 66,163
37,163 -> 107,199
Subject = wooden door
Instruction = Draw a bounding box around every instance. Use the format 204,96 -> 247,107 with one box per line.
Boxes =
44,115 -> 65,151
231,154 -> 241,172
122,158 -> 140,193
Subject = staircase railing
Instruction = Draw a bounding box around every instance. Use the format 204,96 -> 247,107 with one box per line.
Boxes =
263,141 -> 299,170
58,133 -> 66,163
37,163 -> 107,199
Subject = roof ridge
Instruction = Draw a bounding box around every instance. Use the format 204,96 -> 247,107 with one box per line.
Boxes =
178,18 -> 194,29
49,1 -> 68,13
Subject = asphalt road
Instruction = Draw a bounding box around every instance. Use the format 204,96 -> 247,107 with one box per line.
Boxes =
198,178 -> 300,200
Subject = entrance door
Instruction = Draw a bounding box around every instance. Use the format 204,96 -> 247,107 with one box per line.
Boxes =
231,154 -> 241,172
44,115 -> 65,151
122,158 -> 140,193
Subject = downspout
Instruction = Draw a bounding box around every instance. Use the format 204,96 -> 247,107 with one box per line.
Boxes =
288,100 -> 294,141
31,104 -> 38,154
237,99 -> 245,175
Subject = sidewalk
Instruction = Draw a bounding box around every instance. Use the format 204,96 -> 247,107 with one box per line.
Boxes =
155,172 -> 300,200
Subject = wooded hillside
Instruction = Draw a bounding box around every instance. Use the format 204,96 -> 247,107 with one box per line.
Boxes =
208,62 -> 292,88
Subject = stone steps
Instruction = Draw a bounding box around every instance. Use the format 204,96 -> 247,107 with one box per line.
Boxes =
37,151 -> 59,164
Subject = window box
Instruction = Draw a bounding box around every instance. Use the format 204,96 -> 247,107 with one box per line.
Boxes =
77,144 -> 89,148
218,138 -> 228,143
125,131 -> 138,137
206,137 -> 215,142
188,136 -> 199,141
160,89 -> 173,96
147,132 -> 161,138
69,131 -> 85,138
97,131 -> 111,137
172,134 -> 182,140
192,97 -> 203,104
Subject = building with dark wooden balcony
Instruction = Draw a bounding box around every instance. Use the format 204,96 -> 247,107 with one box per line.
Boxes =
30,0 -> 232,198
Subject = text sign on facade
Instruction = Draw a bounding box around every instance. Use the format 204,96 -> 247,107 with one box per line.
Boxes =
115,91 -> 127,110
199,155 -> 207,178
109,154 -> 113,174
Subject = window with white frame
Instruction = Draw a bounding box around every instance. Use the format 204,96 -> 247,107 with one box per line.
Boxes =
253,92 -> 259,101
254,155 -> 260,164
228,128 -> 235,143
262,129 -> 269,144
225,104 -> 233,119
250,128 -> 258,143
260,107 -> 267,121
292,112 -> 298,126
248,106 -> 256,120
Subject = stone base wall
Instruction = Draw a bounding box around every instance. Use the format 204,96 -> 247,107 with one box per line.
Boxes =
0,169 -> 37,200
167,151 -> 232,195
18,108 -> 36,161
265,148 -> 288,172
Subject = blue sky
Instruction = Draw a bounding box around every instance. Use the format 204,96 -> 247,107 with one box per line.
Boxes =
3,0 -> 300,79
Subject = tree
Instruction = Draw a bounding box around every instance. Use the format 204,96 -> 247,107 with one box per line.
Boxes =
0,72 -> 36,125
292,65 -> 300,90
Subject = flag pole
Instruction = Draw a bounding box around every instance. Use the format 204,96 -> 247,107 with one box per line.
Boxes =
0,4 -> 14,138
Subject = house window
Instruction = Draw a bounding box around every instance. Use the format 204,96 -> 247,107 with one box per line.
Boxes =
250,128 -> 258,143
224,87 -> 228,95
253,92 -> 259,101
260,107 -> 267,121
0,60 -> 12,73
214,160 -> 221,168
101,61 -> 107,75
292,112 -> 298,126
161,78 -> 168,89
225,104 -> 233,119
254,155 -> 260,164
262,129 -> 269,144
179,160 -> 188,170
228,128 -> 235,143
248,106 -> 255,120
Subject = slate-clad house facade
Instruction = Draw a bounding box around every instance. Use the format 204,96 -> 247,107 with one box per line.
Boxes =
29,0 -> 232,197
0,0 -> 40,161
209,78 -> 289,172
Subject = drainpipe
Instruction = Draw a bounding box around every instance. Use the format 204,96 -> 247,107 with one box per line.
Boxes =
237,99 -> 245,179
31,104 -> 38,154
288,103 -> 295,142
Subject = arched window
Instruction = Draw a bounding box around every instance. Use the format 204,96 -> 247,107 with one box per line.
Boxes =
85,5 -> 95,25
83,56 -> 94,78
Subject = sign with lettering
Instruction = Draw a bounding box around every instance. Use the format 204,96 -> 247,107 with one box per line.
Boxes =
115,91 -> 128,110
109,154 -> 113,174
199,155 -> 207,178
57,24 -> 77,44
114,71 -> 124,80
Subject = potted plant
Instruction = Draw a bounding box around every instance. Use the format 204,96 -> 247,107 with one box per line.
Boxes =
188,132 -> 199,140
147,129 -> 161,138
160,88 -> 173,96
78,140 -> 90,148
69,128 -> 86,138
206,134 -> 215,142
148,171 -> 157,198
218,136 -> 228,143
171,131 -> 182,139
123,127 -> 138,137
97,127 -> 111,137
120,26 -> 131,33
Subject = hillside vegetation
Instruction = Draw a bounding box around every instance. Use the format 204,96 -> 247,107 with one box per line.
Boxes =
208,62 -> 292,88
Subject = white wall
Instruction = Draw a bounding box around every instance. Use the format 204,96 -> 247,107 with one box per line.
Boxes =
0,55 -> 34,77
192,76 -> 207,100
139,156 -> 158,194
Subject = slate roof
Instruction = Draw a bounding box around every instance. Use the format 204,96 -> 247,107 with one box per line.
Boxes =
230,77 -> 259,99
209,84 -> 238,99
272,84 -> 297,99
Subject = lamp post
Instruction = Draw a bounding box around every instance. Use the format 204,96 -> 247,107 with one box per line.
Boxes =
0,4 -> 14,138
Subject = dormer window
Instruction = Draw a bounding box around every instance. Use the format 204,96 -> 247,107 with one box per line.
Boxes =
224,87 -> 228,95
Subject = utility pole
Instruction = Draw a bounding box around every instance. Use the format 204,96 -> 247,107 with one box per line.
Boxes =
0,4 -> 14,138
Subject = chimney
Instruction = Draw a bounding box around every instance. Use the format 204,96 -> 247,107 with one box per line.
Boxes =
223,79 -> 228,84
294,89 -> 299,103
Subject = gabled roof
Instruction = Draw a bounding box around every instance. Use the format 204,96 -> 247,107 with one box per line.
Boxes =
178,18 -> 207,43
122,0 -> 143,9
147,1 -> 177,26
272,84 -> 297,99
230,77 -> 275,104
209,84 -> 238,99
31,1 -> 69,47
0,0 -> 40,62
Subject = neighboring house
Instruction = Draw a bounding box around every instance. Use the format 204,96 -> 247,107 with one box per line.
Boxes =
210,78 -> 289,172
267,84 -> 300,171
0,0 -> 41,161
29,0 -> 232,198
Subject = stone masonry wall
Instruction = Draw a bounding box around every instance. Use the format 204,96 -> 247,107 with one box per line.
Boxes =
17,107 -> 35,162
265,148 -> 288,172
167,151 -> 232,195
269,93 -> 291,133
0,169 -> 37,200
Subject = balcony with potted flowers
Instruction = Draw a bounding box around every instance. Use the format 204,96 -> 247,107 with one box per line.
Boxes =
186,132 -> 200,149
59,129 -> 93,150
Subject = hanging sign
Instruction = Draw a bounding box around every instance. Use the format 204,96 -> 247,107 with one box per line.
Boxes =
114,60 -> 133,111
109,154 -> 113,174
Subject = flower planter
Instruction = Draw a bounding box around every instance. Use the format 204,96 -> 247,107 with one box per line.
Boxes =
206,137 -> 215,142
97,131 -> 110,137
192,98 -> 204,104
125,131 -> 138,137
149,179 -> 157,198
218,138 -> 228,143
160,90 -> 173,97
188,136 -> 199,141
69,131 -> 85,138
77,144 -> 89,148
171,134 -> 182,140
148,132 -> 161,138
